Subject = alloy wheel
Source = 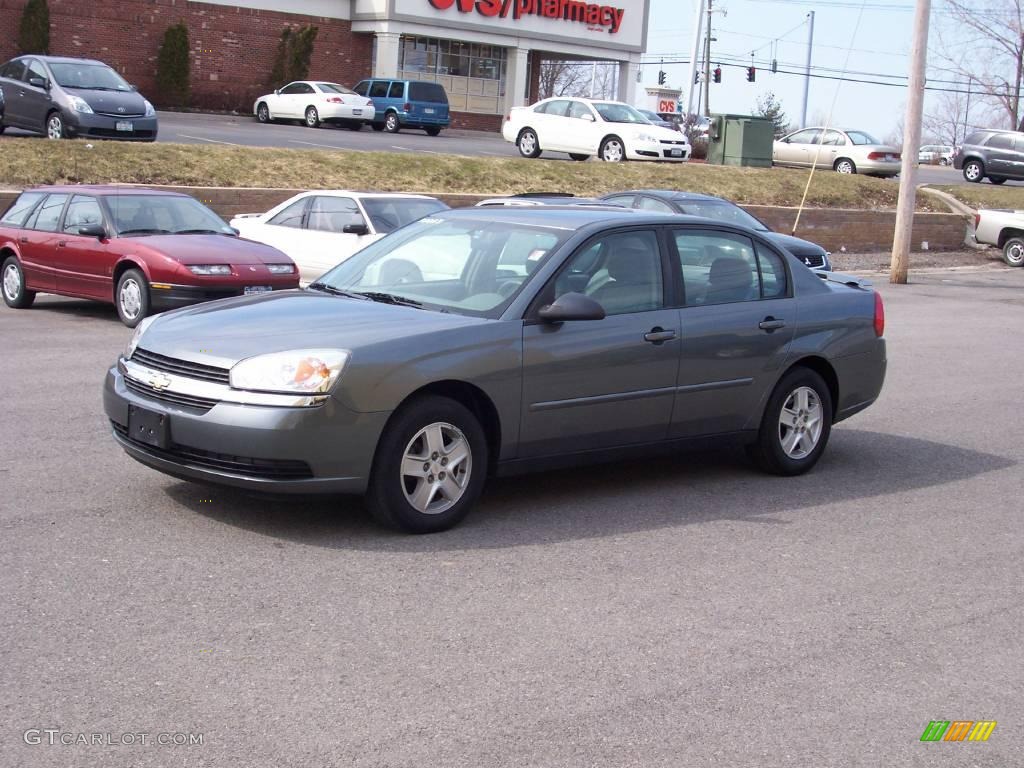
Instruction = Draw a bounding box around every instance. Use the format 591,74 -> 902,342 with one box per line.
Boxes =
778,386 -> 823,459
47,115 -> 63,140
601,139 -> 624,162
400,422 -> 472,515
964,162 -> 982,182
835,160 -> 854,174
519,132 -> 537,155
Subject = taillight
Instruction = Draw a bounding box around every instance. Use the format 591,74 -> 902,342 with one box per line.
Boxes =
868,151 -> 900,160
975,213 -> 981,229
403,102 -> 411,111
873,291 -> 885,337
326,97 -> 343,104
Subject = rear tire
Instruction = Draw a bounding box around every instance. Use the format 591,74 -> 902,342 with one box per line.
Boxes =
347,121 -> 363,131
962,159 -> 984,183
304,106 -> 320,128
834,157 -> 856,174
747,367 -> 833,476
1003,237 -> 1024,267
115,268 -> 151,328
2,256 -> 36,309
365,395 -> 488,534
569,153 -> 589,162
989,176 -> 1007,185
384,112 -> 400,133
371,123 -> 385,132
425,126 -> 442,137
517,128 -> 541,158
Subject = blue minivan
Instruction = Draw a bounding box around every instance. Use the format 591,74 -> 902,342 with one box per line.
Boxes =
352,79 -> 450,135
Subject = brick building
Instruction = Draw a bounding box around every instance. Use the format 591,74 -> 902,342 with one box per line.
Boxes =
0,0 -> 650,130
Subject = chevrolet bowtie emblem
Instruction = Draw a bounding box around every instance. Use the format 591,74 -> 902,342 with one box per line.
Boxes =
117,106 -> 126,113
147,372 -> 172,391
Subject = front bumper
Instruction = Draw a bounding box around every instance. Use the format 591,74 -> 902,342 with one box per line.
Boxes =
64,111 -> 158,141
149,282 -> 299,312
104,364 -> 390,494
627,139 -> 689,162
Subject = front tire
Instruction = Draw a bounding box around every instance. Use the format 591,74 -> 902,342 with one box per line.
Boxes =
2,256 -> 36,309
256,103 -> 271,123
46,111 -> 66,140
115,268 -> 150,328
962,159 -> 984,183
747,367 -> 833,476
347,121 -> 363,131
834,158 -> 856,174
384,112 -> 400,133
517,128 -> 541,158
304,106 -> 320,128
1003,237 -> 1024,267
365,395 -> 488,534
599,135 -> 626,162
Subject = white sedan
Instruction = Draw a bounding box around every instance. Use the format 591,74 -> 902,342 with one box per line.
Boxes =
253,81 -> 375,130
502,97 -> 690,163
230,191 -> 449,285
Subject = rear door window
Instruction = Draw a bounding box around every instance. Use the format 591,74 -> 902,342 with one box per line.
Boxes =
0,59 -> 26,81
1,192 -> 45,227
387,82 -> 405,99
674,230 -> 761,306
26,194 -> 69,232
986,134 -> 1014,150
637,196 -> 675,213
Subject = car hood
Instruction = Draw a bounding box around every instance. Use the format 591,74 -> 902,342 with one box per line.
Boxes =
139,290 -> 490,367
128,234 -> 291,265
65,88 -> 148,114
615,123 -> 688,142
763,231 -> 827,257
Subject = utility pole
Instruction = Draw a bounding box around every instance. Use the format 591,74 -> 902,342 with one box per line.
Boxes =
889,0 -> 931,284
684,0 -> 706,116
703,0 -> 714,117
800,11 -> 814,128
963,76 -> 971,146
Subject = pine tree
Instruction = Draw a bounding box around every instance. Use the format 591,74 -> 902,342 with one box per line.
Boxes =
18,0 -> 50,55
755,92 -> 790,138
155,23 -> 191,108
269,25 -> 319,87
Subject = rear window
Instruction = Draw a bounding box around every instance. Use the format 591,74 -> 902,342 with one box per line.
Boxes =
963,131 -> 987,145
317,82 -> 357,95
1,192 -> 45,227
409,82 -> 447,103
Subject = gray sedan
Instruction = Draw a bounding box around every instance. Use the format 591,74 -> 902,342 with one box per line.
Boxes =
104,208 -> 887,533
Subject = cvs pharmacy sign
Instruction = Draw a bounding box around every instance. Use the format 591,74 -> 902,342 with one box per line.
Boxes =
427,0 -> 627,34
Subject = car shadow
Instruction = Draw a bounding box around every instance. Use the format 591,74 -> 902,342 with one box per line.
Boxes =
166,429 -> 1015,551
31,296 -> 120,322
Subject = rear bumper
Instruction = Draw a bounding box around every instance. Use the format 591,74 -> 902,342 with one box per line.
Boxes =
149,282 -> 298,312
857,159 -> 901,176
378,111 -> 449,128
64,111 -> 158,141
832,341 -> 887,423
319,104 -> 376,122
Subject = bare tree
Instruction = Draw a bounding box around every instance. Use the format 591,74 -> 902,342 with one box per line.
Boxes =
537,60 -> 617,100
933,0 -> 1024,129
923,90 -> 972,146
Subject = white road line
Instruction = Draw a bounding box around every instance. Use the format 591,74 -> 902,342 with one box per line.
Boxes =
175,134 -> 240,146
391,144 -> 446,156
289,140 -> 348,150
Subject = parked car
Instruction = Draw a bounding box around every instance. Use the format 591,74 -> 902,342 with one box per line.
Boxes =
918,144 -> 953,165
599,189 -> 832,270
253,81 -> 374,130
1,186 -> 298,326
773,127 -> 901,176
352,79 -> 450,135
502,97 -> 690,163
475,193 -> 626,208
0,55 -> 157,141
637,109 -> 676,131
105,206 -> 886,533
231,191 -> 448,285
973,208 -> 1024,266
953,129 -> 1022,184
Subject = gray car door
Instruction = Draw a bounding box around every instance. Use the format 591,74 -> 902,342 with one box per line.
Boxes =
0,58 -> 27,126
519,228 -> 681,457
669,228 -> 796,437
985,133 -> 1017,177
20,59 -> 52,130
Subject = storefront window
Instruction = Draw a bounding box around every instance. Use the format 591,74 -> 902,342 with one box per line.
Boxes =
399,35 -> 507,114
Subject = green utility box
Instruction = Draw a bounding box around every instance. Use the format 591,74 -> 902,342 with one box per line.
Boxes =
705,114 -> 774,167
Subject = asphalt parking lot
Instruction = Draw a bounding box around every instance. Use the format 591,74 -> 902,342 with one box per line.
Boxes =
2,266 -> 1022,767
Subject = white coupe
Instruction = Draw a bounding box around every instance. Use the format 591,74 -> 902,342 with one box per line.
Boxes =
230,191 -> 449,285
502,97 -> 690,163
253,81 -> 375,130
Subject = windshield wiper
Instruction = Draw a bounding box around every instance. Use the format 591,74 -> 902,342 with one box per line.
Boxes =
118,228 -> 171,236
307,283 -> 370,299
175,228 -> 229,235
355,291 -> 423,308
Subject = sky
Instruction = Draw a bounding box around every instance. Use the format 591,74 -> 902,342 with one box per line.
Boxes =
641,0 -> 926,140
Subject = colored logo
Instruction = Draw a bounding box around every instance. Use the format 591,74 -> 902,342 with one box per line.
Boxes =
427,0 -> 626,34
146,372 -> 172,391
920,721 -> 996,742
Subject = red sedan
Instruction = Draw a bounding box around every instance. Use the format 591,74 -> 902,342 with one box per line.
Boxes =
0,186 -> 299,326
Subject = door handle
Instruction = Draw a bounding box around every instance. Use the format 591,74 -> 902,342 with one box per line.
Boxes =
759,316 -> 786,332
57,240 -> 67,248
643,327 -> 677,344
19,237 -> 28,244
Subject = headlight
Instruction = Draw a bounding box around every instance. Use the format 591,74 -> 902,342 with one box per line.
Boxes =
230,350 -> 350,395
143,99 -> 156,117
636,132 -> 659,143
124,315 -> 157,359
266,263 -> 294,274
68,95 -> 93,114
188,264 -> 232,275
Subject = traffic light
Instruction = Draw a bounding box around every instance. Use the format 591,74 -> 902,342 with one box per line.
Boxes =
658,69 -> 666,86
713,66 -> 722,83
771,58 -> 778,74
747,66 -> 756,82
694,71 -> 700,84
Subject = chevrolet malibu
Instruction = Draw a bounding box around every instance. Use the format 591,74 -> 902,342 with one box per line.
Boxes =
1,186 -> 299,326
104,208 -> 886,533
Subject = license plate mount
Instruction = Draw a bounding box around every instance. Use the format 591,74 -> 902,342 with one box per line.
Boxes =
127,404 -> 170,449
352,109 -> 362,115
244,286 -> 272,295
116,121 -> 133,132
424,108 -> 435,114
671,148 -> 682,157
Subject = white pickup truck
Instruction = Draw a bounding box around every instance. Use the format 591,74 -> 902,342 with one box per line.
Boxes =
975,209 -> 1024,266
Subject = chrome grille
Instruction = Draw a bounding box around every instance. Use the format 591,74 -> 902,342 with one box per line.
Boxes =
125,376 -> 218,411
800,252 -> 826,268
132,348 -> 230,384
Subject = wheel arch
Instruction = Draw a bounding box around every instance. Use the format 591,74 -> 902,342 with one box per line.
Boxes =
997,228 -> 1024,249
781,356 -> 840,422
111,258 -> 150,300
833,156 -> 856,172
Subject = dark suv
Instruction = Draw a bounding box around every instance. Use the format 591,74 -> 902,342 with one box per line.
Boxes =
954,129 -> 1023,184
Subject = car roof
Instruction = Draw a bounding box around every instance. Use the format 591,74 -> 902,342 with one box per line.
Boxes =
611,189 -> 731,204
291,190 -> 441,201
19,55 -> 107,66
476,196 -> 624,207
438,206 -> 694,229
24,185 -> 188,197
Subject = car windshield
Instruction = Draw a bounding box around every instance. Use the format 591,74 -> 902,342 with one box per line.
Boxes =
105,195 -> 235,236
846,130 -> 880,145
317,82 -> 358,95
677,200 -> 769,231
313,217 -> 568,318
593,102 -> 649,124
49,62 -> 132,91
361,198 -> 449,234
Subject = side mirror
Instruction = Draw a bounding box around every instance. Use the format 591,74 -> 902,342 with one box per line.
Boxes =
78,223 -> 107,239
343,223 -> 370,236
28,76 -> 47,89
230,226 -> 240,236
581,113 -> 595,122
274,89 -> 281,96
538,292 -> 605,323
129,83 -> 138,91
